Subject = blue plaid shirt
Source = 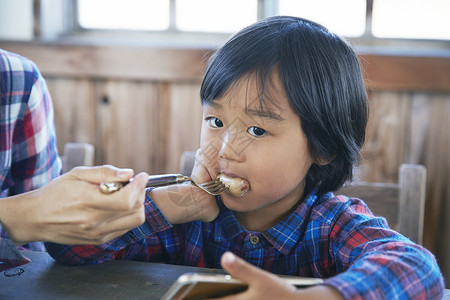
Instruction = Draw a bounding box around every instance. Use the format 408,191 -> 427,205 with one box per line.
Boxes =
46,190 -> 444,299
0,49 -> 61,271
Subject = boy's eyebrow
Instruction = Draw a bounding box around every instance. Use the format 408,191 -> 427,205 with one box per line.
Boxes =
245,108 -> 284,121
204,100 -> 284,121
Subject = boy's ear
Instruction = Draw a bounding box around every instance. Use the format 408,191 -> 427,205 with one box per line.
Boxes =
314,154 -> 335,166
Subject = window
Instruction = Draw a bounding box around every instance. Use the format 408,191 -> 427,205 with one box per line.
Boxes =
78,0 -> 169,31
278,0 -> 366,38
75,0 -> 450,41
176,0 -> 257,32
372,0 -> 450,40
78,0 -> 257,33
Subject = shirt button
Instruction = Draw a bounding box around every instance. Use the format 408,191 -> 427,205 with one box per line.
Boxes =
249,235 -> 260,245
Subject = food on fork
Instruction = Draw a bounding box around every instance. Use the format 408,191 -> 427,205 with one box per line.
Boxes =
217,174 -> 250,197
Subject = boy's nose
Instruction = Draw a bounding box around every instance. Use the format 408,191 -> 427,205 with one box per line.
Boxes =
218,130 -> 245,162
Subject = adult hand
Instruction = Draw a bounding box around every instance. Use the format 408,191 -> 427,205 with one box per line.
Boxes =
0,165 -> 148,245
218,252 -> 343,300
148,148 -> 220,223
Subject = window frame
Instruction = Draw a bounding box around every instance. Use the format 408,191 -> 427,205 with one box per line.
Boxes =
36,0 -> 450,54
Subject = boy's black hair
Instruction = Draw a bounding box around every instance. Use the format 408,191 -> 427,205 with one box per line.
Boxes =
200,16 -> 368,195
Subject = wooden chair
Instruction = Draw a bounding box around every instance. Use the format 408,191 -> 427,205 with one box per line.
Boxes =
179,151 -> 426,244
337,164 -> 426,245
179,151 -> 197,176
61,142 -> 95,173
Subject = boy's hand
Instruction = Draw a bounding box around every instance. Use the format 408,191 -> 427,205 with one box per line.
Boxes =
149,149 -> 219,223
218,252 -> 343,300
189,148 -> 221,222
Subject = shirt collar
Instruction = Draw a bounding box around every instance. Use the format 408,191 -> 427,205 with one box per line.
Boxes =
213,199 -> 245,242
213,190 -> 319,255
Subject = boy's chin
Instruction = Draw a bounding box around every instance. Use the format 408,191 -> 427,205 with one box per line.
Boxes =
219,194 -> 249,211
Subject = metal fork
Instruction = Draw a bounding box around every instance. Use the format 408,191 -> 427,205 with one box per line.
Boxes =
99,174 -> 228,196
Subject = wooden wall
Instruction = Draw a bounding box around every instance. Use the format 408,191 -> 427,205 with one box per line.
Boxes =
1,41 -> 449,285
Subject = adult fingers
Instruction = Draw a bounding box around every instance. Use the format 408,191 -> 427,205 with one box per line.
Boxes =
102,171 -> 148,210
70,165 -> 135,184
61,204 -> 145,245
85,209 -> 146,244
119,171 -> 148,208
83,171 -> 148,211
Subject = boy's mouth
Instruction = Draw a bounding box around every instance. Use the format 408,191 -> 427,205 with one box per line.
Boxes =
217,174 -> 250,197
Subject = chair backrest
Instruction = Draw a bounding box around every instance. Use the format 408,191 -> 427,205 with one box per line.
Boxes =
178,151 -> 426,244
179,151 -> 196,176
61,142 -> 95,173
337,164 -> 426,245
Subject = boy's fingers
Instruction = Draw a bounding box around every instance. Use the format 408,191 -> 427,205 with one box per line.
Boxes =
221,252 -> 268,285
191,149 -> 213,182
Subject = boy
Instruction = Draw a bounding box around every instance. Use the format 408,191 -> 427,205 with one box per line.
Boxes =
46,16 -> 444,299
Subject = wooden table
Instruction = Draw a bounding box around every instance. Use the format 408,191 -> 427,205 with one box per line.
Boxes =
1,251 -> 449,299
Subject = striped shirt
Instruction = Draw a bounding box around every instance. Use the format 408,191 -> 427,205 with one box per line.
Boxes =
46,190 -> 444,299
0,49 -> 61,271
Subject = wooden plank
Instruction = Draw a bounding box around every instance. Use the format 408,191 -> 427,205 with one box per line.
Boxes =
1,41 -> 449,91
359,91 -> 410,182
409,93 -> 450,284
0,41 -> 209,81
45,77 -> 96,153
165,83 -> 203,173
398,164 -> 426,244
360,54 -> 450,92
95,80 -> 159,173
154,82 -> 170,174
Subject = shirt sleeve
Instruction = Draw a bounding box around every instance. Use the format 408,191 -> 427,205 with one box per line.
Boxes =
0,224 -> 30,272
9,58 -> 61,194
45,192 -> 173,265
0,51 -> 61,270
323,197 -> 445,300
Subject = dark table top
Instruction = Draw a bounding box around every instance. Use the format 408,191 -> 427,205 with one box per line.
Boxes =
0,251 -> 225,299
1,251 -> 448,299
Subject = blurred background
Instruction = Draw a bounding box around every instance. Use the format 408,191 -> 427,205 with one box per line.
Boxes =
1,0 -> 449,286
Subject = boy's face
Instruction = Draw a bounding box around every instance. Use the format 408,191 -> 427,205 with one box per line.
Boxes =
200,74 -> 314,231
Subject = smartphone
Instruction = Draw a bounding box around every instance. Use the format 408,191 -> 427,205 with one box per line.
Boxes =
161,272 -> 323,300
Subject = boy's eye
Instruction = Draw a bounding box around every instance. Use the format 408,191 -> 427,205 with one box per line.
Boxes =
248,126 -> 266,137
207,117 -> 224,128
